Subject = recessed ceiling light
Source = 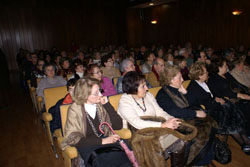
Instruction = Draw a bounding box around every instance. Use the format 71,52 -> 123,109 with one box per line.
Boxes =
149,3 -> 154,6
151,20 -> 157,24
232,10 -> 242,15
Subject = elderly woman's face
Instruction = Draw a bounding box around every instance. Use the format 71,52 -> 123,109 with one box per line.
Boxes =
137,81 -> 148,98
170,72 -> 183,89
45,66 -> 55,78
86,84 -> 102,104
125,61 -> 135,72
198,67 -> 209,82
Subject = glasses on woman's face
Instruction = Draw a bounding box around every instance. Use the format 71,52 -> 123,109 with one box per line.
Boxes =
38,64 -> 44,66
93,70 -> 103,75
91,88 -> 104,96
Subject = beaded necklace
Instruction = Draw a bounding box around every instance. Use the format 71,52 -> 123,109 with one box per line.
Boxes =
86,107 -> 104,137
132,96 -> 147,112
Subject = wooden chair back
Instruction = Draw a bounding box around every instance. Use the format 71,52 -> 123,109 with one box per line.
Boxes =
44,86 -> 68,113
112,77 -> 119,88
109,94 -> 123,111
60,104 -> 70,136
148,86 -> 161,97
182,80 -> 191,89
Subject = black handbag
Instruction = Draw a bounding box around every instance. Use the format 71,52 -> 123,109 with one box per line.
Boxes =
85,143 -> 132,167
214,137 -> 232,164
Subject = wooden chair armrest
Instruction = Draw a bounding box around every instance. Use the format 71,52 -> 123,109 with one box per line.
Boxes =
114,128 -> 132,139
37,96 -> 43,112
54,129 -> 62,138
42,112 -> 52,122
64,146 -> 78,159
57,136 -> 64,149
30,87 -> 36,92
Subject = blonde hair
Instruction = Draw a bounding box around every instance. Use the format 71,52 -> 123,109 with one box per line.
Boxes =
189,62 -> 206,80
160,65 -> 180,86
73,77 -> 100,105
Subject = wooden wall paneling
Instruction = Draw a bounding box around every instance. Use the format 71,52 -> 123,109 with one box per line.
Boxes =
7,8 -> 19,70
126,0 -> 250,49
1,7 -> 13,70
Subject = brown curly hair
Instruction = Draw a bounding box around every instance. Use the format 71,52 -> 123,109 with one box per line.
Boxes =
159,65 -> 181,86
189,62 -> 206,80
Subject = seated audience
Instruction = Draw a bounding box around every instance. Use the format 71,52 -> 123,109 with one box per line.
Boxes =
207,57 -> 250,100
93,51 -> 102,66
156,65 -> 216,166
54,55 -> 62,72
87,64 -> 116,96
174,56 -> 189,80
36,63 -> 67,100
58,57 -> 72,79
116,58 -> 136,93
112,51 -> 121,68
163,52 -> 174,66
49,78 -> 77,134
186,62 -> 250,153
141,51 -> 155,74
196,51 -> 211,65
30,59 -> 46,88
208,57 -> 250,140
62,78 -> 131,166
156,47 -> 164,58
147,57 -> 165,87
100,54 -> 121,79
75,51 -> 84,62
45,53 -> 52,63
118,71 -> 185,166
126,54 -> 142,74
230,57 -> 250,88
179,48 -> 193,67
156,65 -> 205,119
24,53 -> 38,81
68,59 -> 85,80
136,45 -> 147,60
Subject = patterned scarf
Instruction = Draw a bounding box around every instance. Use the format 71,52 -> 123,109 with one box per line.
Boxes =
163,86 -> 189,108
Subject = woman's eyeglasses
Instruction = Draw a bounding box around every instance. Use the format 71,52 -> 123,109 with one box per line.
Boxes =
93,70 -> 103,75
91,88 -> 104,96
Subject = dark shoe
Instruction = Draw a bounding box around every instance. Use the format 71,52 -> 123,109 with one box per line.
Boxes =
241,144 -> 250,155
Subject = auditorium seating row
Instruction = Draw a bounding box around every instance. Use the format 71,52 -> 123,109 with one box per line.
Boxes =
27,78 -> 191,167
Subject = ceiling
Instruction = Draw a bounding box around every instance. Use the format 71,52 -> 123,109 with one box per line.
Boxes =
128,0 -> 177,8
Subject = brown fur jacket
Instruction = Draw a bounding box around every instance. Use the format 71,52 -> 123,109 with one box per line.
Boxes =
130,116 -> 197,167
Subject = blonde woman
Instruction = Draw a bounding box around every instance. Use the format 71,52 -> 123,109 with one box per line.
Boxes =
62,78 -> 131,167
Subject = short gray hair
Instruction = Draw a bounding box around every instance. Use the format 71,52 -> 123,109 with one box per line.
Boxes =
179,48 -> 187,56
120,58 -> 133,73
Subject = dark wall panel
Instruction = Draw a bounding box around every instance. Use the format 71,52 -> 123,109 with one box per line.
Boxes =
126,0 -> 250,49
0,0 -> 126,70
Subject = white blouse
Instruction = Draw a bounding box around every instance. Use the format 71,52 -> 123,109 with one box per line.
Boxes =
118,92 -> 172,129
195,80 -> 213,98
84,103 -> 97,119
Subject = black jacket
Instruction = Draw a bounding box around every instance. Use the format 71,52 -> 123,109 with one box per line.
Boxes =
156,86 -> 196,120
207,73 -> 237,99
185,80 -> 221,111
